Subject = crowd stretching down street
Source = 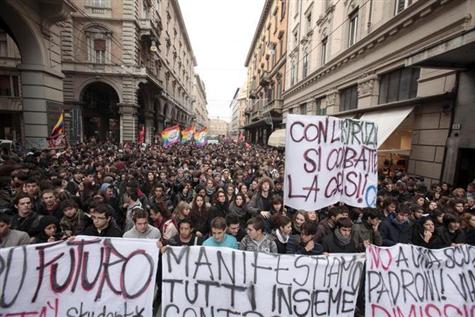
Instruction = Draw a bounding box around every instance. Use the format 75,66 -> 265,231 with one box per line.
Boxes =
0,141 -> 475,313
1,141 -> 474,250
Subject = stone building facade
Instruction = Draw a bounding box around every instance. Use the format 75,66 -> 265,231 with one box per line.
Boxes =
282,0 -> 475,186
229,84 -> 248,140
243,0 -> 289,144
0,0 -> 205,147
62,0 -> 198,144
208,118 -> 229,139
192,74 -> 208,130
0,0 -> 73,149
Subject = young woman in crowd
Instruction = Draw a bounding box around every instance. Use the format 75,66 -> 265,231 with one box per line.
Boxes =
228,193 -> 250,228
271,215 -> 292,254
412,217 -> 443,249
34,216 -> 62,243
162,201 -> 191,243
291,211 -> 306,235
190,194 -> 210,237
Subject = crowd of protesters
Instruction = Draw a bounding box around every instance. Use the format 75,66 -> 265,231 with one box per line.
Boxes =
1,141 -> 474,253
1,141 -> 475,316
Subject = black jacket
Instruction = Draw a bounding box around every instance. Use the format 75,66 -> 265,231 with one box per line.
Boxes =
209,202 -> 228,223
82,223 -> 122,237
380,218 -> 414,246
286,235 -> 323,255
322,231 -> 357,253
437,226 -> 465,247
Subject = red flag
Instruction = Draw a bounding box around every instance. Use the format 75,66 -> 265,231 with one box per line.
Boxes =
137,126 -> 145,144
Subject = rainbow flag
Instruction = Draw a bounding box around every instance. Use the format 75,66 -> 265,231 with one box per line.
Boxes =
161,125 -> 181,146
50,111 -> 64,137
194,128 -> 208,146
181,126 -> 195,143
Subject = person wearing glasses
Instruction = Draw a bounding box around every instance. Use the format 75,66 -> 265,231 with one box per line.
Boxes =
83,203 -> 122,237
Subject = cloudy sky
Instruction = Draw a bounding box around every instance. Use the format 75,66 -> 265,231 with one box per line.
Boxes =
179,0 -> 265,122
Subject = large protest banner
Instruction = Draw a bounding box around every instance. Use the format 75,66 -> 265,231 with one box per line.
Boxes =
366,244 -> 475,317
284,114 -> 378,211
162,246 -> 365,317
0,236 -> 159,317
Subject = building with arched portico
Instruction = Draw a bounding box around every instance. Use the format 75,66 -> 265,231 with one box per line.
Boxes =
0,0 -> 73,149
0,0 -> 205,146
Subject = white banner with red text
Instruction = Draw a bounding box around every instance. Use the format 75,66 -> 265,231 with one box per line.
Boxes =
284,114 -> 378,211
366,244 -> 475,317
0,236 -> 159,317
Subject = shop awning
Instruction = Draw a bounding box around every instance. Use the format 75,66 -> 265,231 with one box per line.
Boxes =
267,129 -> 285,148
359,106 -> 414,149
378,149 -> 411,156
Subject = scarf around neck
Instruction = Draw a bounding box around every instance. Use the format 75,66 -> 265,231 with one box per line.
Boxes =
334,228 -> 351,246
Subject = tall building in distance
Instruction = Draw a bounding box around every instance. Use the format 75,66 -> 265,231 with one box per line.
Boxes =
0,0 -> 207,146
229,83 -> 248,140
243,0 -> 289,144
192,74 -> 208,130
208,118 -> 229,139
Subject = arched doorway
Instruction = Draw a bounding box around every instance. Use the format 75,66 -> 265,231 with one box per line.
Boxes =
80,82 -> 120,143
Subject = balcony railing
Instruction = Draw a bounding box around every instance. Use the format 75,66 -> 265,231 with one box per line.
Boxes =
262,98 -> 283,115
85,0 -> 111,16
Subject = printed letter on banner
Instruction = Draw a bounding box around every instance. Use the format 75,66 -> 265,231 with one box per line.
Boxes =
0,236 -> 159,316
366,244 -> 475,316
284,114 -> 378,211
163,246 -> 365,316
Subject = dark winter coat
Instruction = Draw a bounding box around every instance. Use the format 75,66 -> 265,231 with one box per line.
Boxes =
322,231 -> 357,253
380,218 -> 414,246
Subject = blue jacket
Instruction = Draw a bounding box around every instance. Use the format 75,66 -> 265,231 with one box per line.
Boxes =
203,233 -> 239,249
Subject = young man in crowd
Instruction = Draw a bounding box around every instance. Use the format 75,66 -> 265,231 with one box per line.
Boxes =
124,191 -> 142,231
352,208 -> 382,252
83,203 -> 122,237
248,176 -> 274,221
287,222 -> 323,255
23,178 -> 41,213
123,209 -> 161,239
203,216 -> 238,249
380,205 -> 414,246
0,213 -> 30,248
40,189 -> 62,219
315,206 -> 347,243
10,192 -> 41,238
239,216 -> 277,253
168,218 -> 202,246
322,218 -> 357,253
226,215 -> 246,242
